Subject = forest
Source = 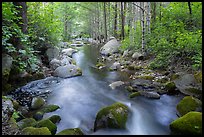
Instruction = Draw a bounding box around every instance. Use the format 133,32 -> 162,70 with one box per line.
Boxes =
2,2 -> 202,135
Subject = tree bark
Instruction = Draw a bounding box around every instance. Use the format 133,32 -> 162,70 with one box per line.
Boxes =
13,2 -> 28,34
121,2 -> 125,40
114,2 -> 118,38
103,2 -> 107,42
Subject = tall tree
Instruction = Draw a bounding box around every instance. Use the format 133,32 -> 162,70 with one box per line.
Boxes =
114,2 -> 118,38
103,2 -> 107,42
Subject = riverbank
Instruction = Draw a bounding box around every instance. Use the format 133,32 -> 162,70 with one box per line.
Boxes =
2,39 -> 202,135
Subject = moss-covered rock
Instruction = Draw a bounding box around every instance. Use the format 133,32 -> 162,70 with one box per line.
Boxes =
165,81 -> 176,94
94,102 -> 129,131
17,118 -> 37,130
169,112 -> 202,135
185,87 -> 202,95
194,71 -> 202,83
22,127 -> 51,135
176,96 -> 202,116
170,73 -> 180,81
35,119 -> 57,135
129,92 -> 141,98
96,62 -> 105,68
12,100 -> 20,110
125,86 -> 138,92
33,111 -> 44,121
41,104 -> 60,113
48,115 -> 61,124
31,97 -> 45,110
32,72 -> 45,80
56,128 -> 84,135
33,105 -> 60,121
135,75 -> 154,80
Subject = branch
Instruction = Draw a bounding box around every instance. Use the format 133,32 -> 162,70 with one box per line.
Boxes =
132,2 -> 147,13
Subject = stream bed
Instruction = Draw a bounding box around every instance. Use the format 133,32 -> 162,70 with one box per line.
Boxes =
12,45 -> 184,135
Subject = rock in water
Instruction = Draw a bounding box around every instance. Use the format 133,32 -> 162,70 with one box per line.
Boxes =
169,112 -> 202,135
100,38 -> 121,56
61,48 -> 77,57
54,64 -> 82,78
109,81 -> 125,89
94,102 -> 129,131
56,128 -> 84,135
31,97 -> 45,110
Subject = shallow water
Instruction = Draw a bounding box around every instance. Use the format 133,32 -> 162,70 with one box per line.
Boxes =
14,45 -> 183,135
42,45 -> 183,135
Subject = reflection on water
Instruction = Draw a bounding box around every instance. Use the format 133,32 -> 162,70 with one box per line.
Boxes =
21,45 -> 183,135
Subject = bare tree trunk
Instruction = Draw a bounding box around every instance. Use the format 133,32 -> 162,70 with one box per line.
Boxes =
114,2 -> 118,38
121,2 -> 125,40
146,2 -> 151,34
140,2 -> 145,53
103,2 -> 107,42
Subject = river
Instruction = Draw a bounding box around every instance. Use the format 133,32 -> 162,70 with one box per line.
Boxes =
15,45 -> 183,135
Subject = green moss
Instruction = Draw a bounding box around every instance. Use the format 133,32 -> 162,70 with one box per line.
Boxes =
170,112 -> 202,135
33,111 -> 44,121
127,65 -> 142,71
135,75 -> 154,80
32,72 -> 45,80
94,102 -> 128,131
56,128 -> 84,135
194,71 -> 202,83
22,127 -> 51,135
2,84 -> 14,95
170,73 -> 180,81
12,100 -> 20,110
48,115 -> 61,124
165,81 -> 176,92
31,97 -> 45,110
129,92 -> 141,98
156,77 -> 169,83
17,118 -> 37,130
96,62 -> 105,68
41,104 -> 60,113
33,105 -> 60,121
35,119 -> 57,135
176,96 -> 202,116
76,68 -> 82,76
186,87 -> 202,95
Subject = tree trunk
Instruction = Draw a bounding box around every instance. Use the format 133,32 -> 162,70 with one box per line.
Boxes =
13,2 -> 28,50
114,2 -> 118,38
13,2 -> 28,34
121,2 -> 125,40
140,2 -> 145,53
103,2 -> 107,42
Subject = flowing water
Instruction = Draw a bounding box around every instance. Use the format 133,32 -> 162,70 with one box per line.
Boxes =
16,45 -> 184,135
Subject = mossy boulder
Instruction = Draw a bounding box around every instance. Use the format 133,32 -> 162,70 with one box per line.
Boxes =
185,87 -> 202,95
12,100 -> 20,110
48,115 -> 61,124
94,102 -> 129,131
176,96 -> 202,116
165,81 -> 177,94
125,86 -> 138,92
33,111 -> 44,121
194,71 -> 202,83
33,104 -> 60,120
170,73 -> 180,81
135,75 -> 154,80
129,92 -> 141,98
17,118 -> 37,130
169,112 -> 202,135
41,104 -> 60,113
35,119 -> 57,135
31,97 -> 45,110
22,127 -> 51,135
56,128 -> 84,135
